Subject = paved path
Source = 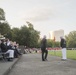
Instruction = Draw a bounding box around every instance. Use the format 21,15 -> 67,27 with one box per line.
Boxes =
0,58 -> 19,75
8,53 -> 76,75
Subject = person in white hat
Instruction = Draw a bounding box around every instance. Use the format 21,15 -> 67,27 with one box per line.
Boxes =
60,36 -> 67,60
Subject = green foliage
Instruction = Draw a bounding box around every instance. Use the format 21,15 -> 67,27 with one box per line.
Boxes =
27,22 -> 40,47
47,39 -> 53,47
0,21 -> 40,47
18,25 -> 31,46
65,31 -> 76,48
10,24 -> 40,47
0,8 -> 11,39
11,27 -> 20,41
0,22 -> 11,37
54,41 -> 60,47
26,21 -> 34,30
0,8 -> 5,20
47,39 -> 60,47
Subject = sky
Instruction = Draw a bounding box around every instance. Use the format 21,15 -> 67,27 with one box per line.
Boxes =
0,0 -> 76,38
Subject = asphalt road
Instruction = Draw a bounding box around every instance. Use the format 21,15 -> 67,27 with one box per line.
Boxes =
8,53 -> 76,75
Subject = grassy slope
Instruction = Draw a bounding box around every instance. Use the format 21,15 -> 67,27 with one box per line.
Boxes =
48,50 -> 76,60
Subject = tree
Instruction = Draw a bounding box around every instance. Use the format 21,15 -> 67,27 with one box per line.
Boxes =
15,22 -> 40,47
0,8 -> 11,39
47,39 -> 53,47
11,27 -> 20,41
54,41 -> 60,47
0,22 -> 11,37
65,31 -> 76,48
17,25 -> 31,46
0,8 -> 5,21
26,22 -> 40,47
29,30 -> 40,47
26,21 -> 34,29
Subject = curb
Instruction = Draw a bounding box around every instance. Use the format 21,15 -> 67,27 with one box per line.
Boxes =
3,56 -> 21,75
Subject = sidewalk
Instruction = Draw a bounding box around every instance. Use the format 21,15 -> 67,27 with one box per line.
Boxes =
8,53 -> 76,75
0,54 -> 76,75
0,57 -> 21,75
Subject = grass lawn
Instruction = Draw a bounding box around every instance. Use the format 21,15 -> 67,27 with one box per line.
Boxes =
48,50 -> 76,60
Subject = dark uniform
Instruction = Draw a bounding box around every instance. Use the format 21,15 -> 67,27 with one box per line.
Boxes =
60,37 -> 67,60
60,38 -> 66,48
41,37 -> 48,61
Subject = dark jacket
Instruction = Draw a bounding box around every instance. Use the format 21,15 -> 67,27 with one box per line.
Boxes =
60,38 -> 66,48
41,38 -> 47,50
0,42 -> 7,52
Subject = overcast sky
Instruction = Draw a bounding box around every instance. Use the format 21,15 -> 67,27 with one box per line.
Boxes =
0,0 -> 76,38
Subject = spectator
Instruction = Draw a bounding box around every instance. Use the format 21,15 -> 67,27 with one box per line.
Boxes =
11,42 -> 22,58
1,39 -> 14,61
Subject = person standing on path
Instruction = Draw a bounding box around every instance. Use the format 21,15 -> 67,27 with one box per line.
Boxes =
41,35 -> 48,61
60,36 -> 67,60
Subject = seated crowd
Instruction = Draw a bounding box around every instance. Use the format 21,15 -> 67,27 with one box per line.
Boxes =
0,38 -> 22,61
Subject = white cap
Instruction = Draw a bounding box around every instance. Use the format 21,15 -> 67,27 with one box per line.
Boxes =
60,36 -> 65,39
43,35 -> 46,39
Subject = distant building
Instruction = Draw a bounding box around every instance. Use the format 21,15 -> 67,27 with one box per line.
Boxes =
49,29 -> 64,42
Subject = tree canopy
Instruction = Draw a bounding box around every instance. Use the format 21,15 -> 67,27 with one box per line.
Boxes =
0,8 -> 5,21
65,31 -> 76,48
